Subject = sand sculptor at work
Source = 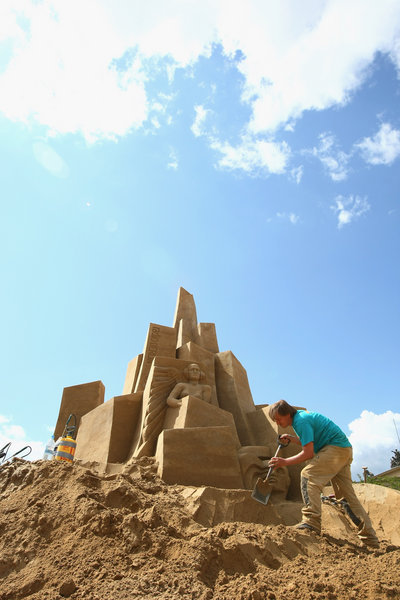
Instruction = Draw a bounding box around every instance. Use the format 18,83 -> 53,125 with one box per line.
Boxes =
167,363 -> 212,408
268,399 -> 379,548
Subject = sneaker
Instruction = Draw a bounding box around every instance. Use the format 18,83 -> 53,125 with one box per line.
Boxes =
294,522 -> 319,533
360,537 -> 380,548
357,521 -> 380,548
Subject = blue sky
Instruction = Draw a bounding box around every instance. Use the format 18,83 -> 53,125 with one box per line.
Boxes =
1,0 -> 399,479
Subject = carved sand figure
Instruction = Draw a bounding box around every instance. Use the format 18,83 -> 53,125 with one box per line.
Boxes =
135,362 -> 211,458
238,445 -> 290,495
167,363 -> 211,407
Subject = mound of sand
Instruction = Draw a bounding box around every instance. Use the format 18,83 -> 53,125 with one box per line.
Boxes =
0,458 -> 399,600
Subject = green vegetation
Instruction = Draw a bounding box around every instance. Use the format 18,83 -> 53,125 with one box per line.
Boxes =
391,449 -> 400,468
364,476 -> 400,491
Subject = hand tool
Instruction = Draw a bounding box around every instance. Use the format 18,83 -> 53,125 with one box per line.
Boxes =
0,443 -> 32,468
251,435 -> 290,505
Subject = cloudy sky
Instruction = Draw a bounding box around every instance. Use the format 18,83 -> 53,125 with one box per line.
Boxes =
1,0 -> 399,478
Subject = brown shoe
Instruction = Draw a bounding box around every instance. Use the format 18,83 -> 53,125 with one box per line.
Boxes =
360,537 -> 379,548
294,522 -> 320,534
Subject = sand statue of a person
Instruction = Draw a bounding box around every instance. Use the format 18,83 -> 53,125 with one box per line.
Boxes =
167,363 -> 211,408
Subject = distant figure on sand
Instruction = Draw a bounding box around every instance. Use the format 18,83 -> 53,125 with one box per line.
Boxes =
167,363 -> 211,407
268,399 -> 379,548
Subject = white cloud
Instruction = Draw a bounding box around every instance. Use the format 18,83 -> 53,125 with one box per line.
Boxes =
290,165 -> 303,184
3,425 -> 26,439
191,106 -> 291,176
389,32 -> 400,73
236,1 -> 400,134
191,105 -> 210,137
102,1 -> 216,66
1,1 -> 400,146
0,414 -> 45,462
348,410 -> 400,479
147,95 -> 175,131
167,148 -> 179,170
0,1 -> 149,142
309,133 -> 350,181
150,117 -> 161,129
284,121 -> 296,133
0,1 -> 26,43
277,211 -> 300,224
356,122 -> 400,165
330,194 -> 370,228
211,135 -> 291,175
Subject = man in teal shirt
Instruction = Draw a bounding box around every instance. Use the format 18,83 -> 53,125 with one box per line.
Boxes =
268,399 -> 379,548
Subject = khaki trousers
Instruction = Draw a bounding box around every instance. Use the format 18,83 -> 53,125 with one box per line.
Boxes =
300,445 -> 377,542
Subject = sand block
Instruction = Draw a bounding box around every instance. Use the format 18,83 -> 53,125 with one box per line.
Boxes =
156,426 -> 244,489
173,288 -> 199,346
197,322 -> 219,353
134,323 -> 177,392
177,318 -> 199,348
54,380 -> 105,440
176,341 -> 218,406
75,393 -> 142,464
246,406 -> 278,446
163,395 -> 240,446
122,354 -> 143,395
180,486 -> 285,527
214,351 -> 256,446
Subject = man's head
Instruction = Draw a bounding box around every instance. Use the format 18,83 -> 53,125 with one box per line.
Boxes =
269,399 -> 297,428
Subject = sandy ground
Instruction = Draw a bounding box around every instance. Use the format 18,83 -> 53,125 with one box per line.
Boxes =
0,457 -> 399,600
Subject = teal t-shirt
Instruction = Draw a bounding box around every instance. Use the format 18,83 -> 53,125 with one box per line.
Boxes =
292,410 -> 351,454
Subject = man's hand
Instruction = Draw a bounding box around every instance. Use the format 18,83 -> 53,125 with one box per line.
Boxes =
268,456 -> 287,468
279,433 -> 301,445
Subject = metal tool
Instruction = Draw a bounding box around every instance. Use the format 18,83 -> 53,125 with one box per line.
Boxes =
321,494 -> 361,527
0,443 -> 32,468
0,443 -> 11,463
251,435 -> 290,505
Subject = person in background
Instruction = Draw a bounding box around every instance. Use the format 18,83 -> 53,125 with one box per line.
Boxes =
268,399 -> 379,548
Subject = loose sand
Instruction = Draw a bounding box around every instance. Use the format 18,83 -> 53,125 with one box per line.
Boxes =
0,457 -> 399,600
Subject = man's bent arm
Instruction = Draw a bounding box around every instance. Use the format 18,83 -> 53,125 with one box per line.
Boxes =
269,441 -> 314,468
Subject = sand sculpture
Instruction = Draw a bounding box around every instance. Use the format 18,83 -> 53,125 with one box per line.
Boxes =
2,292 -> 396,600
54,288 -> 302,500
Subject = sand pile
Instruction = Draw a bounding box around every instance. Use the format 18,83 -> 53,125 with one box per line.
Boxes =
0,457 -> 399,600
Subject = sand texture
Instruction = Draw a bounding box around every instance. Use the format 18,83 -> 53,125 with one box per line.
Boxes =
0,457 -> 399,600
